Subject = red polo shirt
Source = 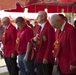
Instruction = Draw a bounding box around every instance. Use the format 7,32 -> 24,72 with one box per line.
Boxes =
17,25 -> 34,55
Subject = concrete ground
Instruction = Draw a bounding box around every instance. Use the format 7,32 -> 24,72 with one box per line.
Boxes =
0,58 -> 8,74
0,67 -> 8,74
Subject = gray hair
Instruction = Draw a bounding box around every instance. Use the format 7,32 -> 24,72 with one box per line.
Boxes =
50,14 -> 61,22
2,17 -> 10,22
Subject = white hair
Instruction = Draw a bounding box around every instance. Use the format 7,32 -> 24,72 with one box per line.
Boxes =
50,14 -> 61,22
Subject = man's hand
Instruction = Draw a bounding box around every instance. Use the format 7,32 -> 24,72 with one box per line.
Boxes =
11,53 -> 16,58
33,34 -> 40,42
70,65 -> 76,70
43,58 -> 48,64
23,55 -> 28,61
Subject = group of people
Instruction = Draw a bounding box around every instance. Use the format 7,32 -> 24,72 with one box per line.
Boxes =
0,11 -> 76,75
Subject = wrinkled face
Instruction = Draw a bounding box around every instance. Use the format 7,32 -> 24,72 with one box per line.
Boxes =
51,19 -> 61,30
2,19 -> 10,28
37,11 -> 46,23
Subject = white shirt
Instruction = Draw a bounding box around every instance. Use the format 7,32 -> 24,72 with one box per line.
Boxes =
40,22 -> 46,32
6,24 -> 10,29
61,21 -> 66,31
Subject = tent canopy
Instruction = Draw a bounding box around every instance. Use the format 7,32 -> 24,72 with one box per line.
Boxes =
25,2 -> 76,13
0,0 -> 75,13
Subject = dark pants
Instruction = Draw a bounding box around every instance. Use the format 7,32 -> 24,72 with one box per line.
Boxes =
26,51 -> 35,75
25,59 -> 35,75
4,57 -> 19,75
36,62 -> 53,75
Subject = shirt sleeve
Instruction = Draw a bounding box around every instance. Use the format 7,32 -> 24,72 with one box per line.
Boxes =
26,28 -> 34,43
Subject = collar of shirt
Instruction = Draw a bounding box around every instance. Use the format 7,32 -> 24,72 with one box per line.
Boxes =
6,24 -> 10,29
61,21 -> 66,31
39,22 -> 46,31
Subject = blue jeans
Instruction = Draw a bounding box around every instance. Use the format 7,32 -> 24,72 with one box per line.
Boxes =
18,54 -> 26,75
18,53 -> 34,75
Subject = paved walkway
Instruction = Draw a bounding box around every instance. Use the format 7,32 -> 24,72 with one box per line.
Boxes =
0,58 -> 7,74
0,58 -> 6,67
0,67 -> 8,73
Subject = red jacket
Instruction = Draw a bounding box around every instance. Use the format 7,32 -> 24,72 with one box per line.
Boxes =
3,24 -> 17,57
16,25 -> 34,55
31,21 -> 55,63
56,22 -> 76,74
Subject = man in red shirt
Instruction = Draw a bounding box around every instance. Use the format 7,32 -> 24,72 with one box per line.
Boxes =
15,17 -> 34,75
2,17 -> 18,75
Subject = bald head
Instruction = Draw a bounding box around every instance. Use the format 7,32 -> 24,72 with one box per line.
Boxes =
37,11 -> 47,24
2,17 -> 10,28
50,14 -> 64,30
38,11 -> 47,17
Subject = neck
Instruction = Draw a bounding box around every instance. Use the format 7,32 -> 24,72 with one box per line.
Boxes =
39,21 -> 46,25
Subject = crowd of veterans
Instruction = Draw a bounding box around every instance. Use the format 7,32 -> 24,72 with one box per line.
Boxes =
0,11 -> 76,75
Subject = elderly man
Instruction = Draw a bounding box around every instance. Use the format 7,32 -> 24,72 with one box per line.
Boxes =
2,17 -> 18,75
50,14 -> 76,75
24,11 -> 55,75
